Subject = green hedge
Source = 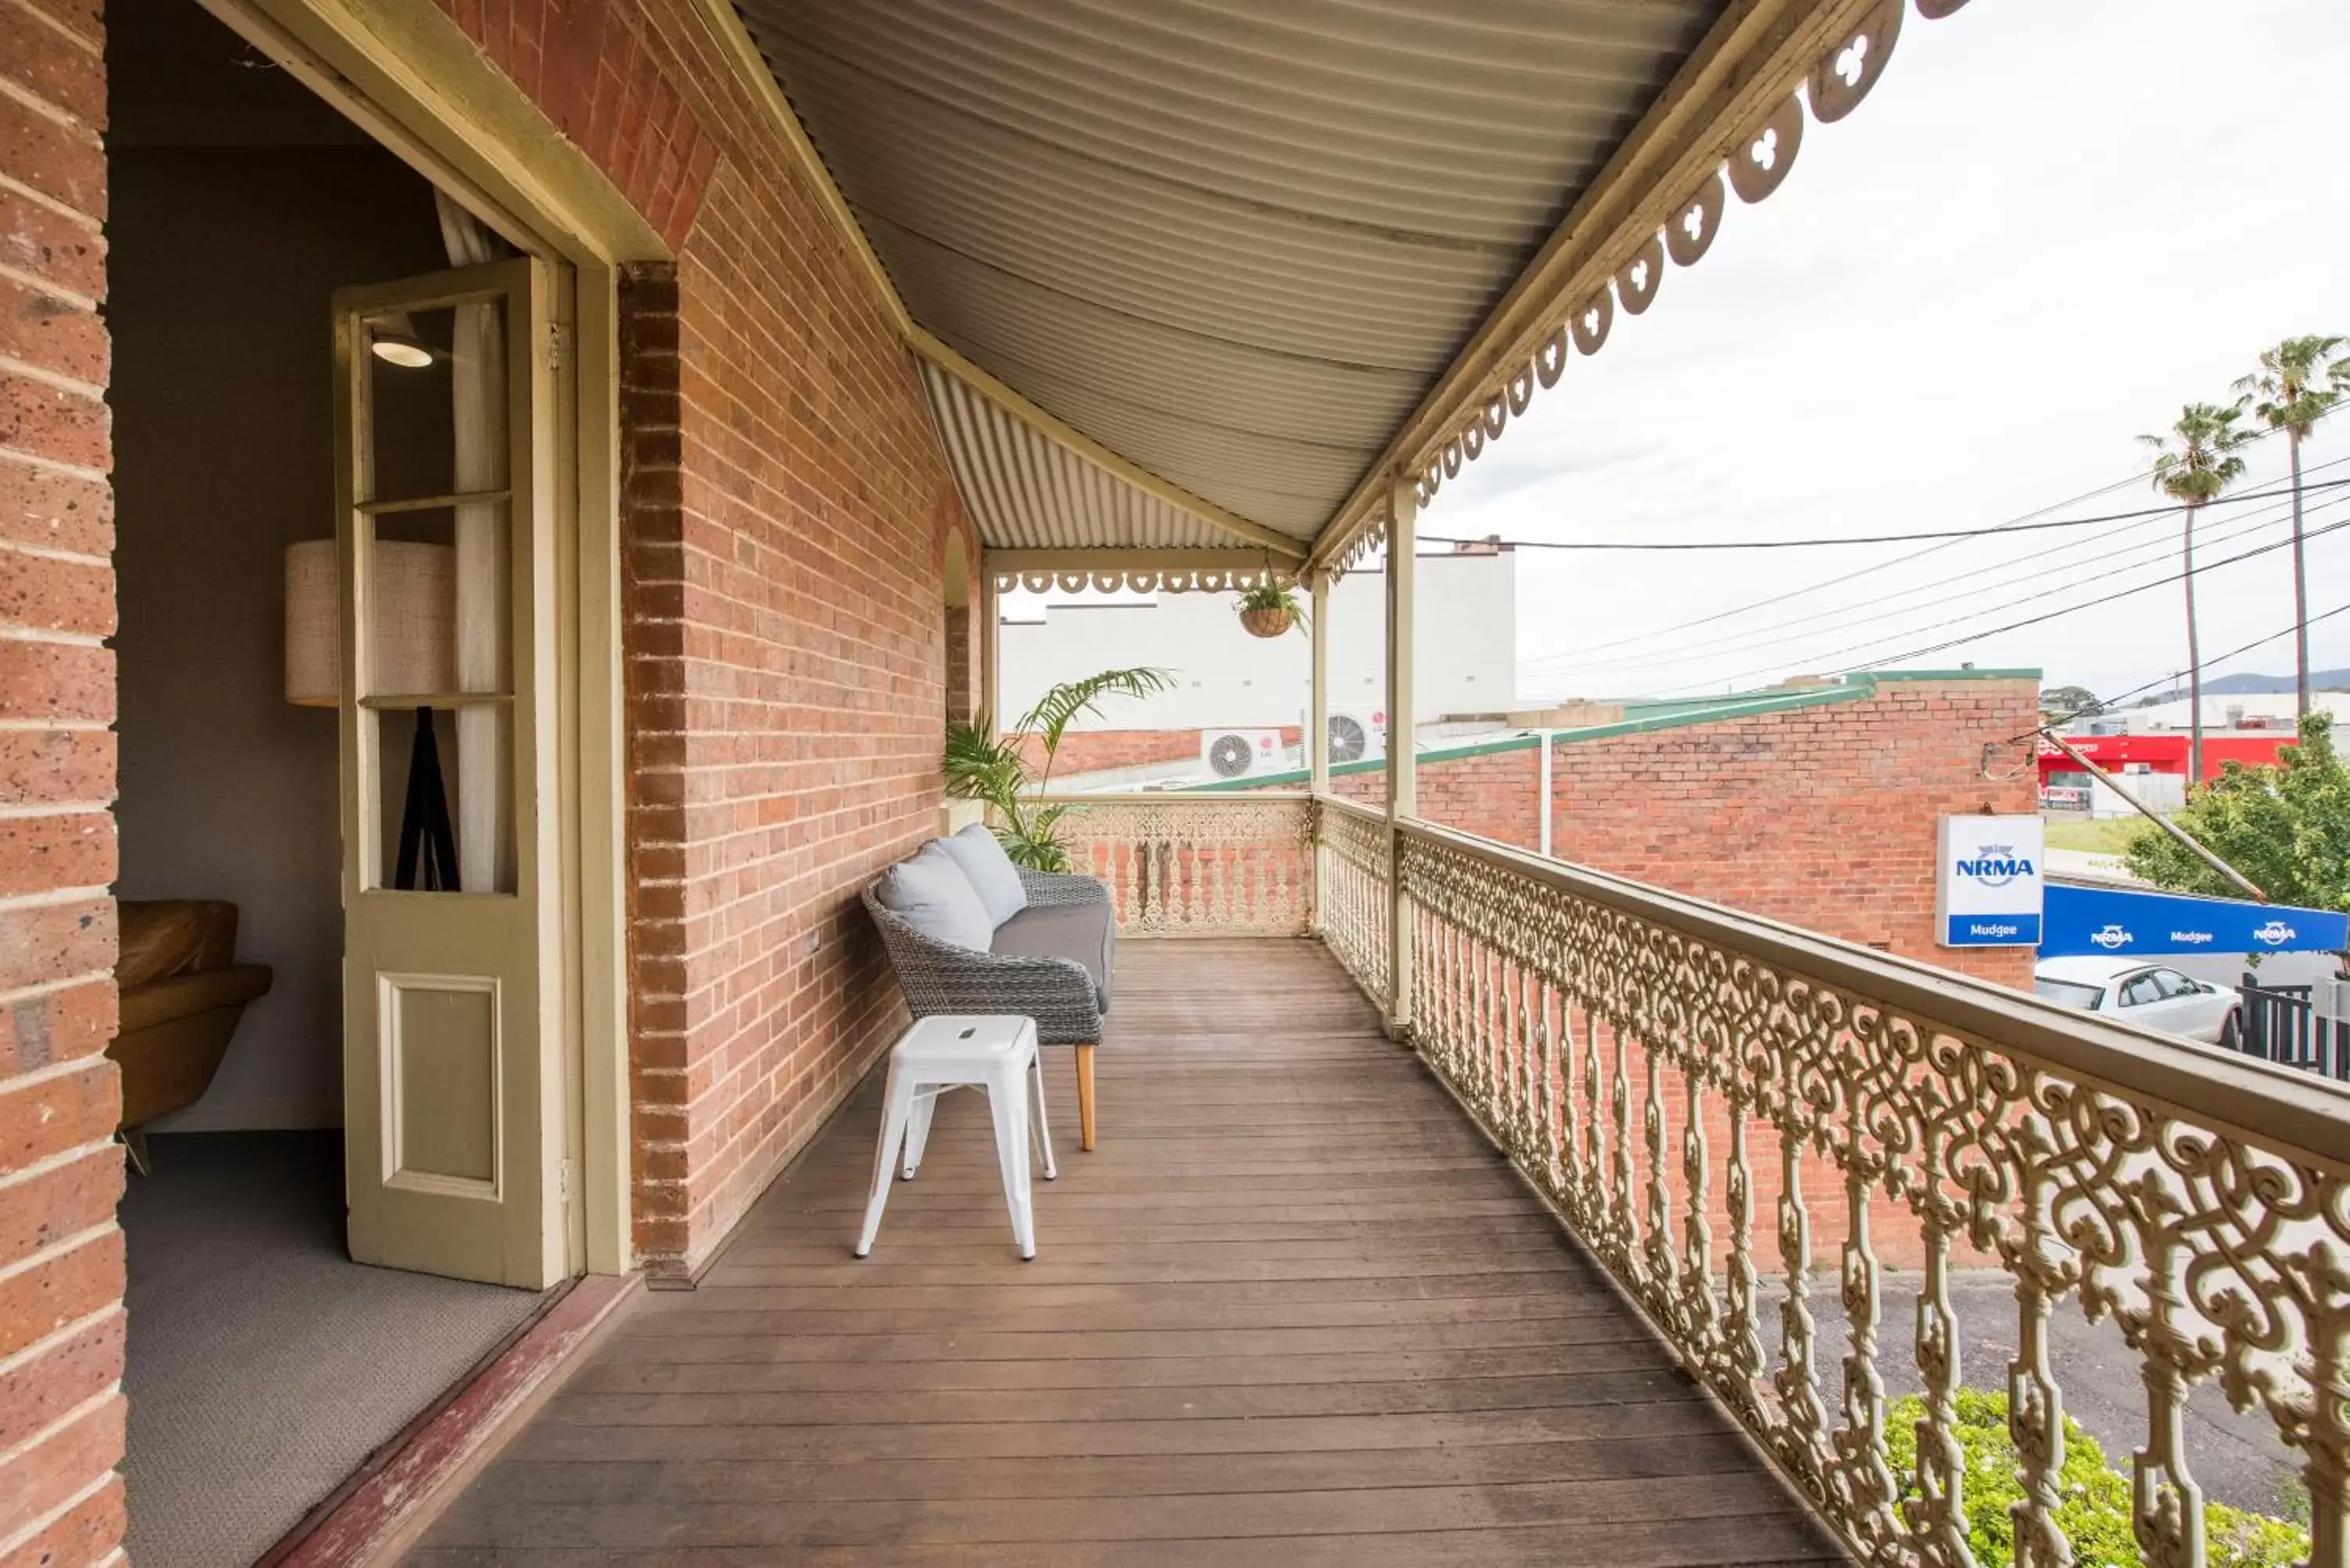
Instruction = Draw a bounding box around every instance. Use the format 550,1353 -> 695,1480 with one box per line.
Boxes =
1882,1389 -> 2306,1567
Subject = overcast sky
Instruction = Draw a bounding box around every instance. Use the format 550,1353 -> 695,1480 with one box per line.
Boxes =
1419,0 -> 2350,707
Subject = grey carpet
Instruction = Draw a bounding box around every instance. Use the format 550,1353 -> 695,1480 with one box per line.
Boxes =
121,1132 -> 543,1568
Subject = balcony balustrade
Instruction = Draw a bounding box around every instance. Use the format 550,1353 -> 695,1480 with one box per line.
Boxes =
1022,793 -> 2350,1567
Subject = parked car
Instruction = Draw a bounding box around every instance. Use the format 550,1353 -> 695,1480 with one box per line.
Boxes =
2033,956 -> 2240,1044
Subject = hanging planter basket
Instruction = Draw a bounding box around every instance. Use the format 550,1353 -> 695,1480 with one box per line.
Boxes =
1239,605 -> 1296,639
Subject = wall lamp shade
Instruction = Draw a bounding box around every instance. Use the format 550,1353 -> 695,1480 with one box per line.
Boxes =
368,312 -> 442,369
284,540 -> 457,706
369,331 -> 438,369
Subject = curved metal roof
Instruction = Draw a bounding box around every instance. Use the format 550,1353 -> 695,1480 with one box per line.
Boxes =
918,359 -> 1232,551
735,0 -> 1725,544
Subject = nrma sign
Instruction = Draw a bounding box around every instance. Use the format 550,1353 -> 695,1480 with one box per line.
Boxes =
1937,815 -> 2044,948
1952,847 -> 2037,887
2039,883 -> 2348,958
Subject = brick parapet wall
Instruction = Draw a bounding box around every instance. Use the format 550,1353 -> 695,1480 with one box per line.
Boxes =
0,3 -> 129,1562
1267,679 -> 2037,986
1007,725 -> 1303,781
1541,678 -> 2037,988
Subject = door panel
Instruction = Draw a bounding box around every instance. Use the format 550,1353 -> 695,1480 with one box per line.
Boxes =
334,258 -> 563,1288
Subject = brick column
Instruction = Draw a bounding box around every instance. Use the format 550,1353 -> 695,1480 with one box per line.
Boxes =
616,262 -> 689,1270
0,5 -> 130,1563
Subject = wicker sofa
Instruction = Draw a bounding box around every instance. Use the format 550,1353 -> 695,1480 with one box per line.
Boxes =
862,854 -> 1113,1149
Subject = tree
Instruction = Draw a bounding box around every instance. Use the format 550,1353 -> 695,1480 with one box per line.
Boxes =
2235,335 -> 2350,719
1882,1389 -> 2306,1567
942,667 -> 1174,869
2138,403 -> 2251,784
2040,684 -> 2102,725
2123,712 -> 2350,916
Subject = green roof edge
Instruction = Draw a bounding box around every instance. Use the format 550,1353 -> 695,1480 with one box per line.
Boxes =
1174,668 -> 2040,794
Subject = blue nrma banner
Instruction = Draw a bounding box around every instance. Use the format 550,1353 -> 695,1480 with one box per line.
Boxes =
2041,881 -> 2350,959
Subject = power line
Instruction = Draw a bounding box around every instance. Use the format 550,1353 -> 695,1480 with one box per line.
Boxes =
1630,504 -> 2350,701
1499,411 -> 2329,667
1552,486 -> 2347,685
1524,481 -> 2330,681
2020,598 -> 2350,742
1834,511 -> 2350,677
1517,467 -> 2162,668
1417,474 -> 2350,553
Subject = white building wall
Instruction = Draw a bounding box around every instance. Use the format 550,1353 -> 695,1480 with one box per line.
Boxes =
2119,691 -> 2350,733
998,550 -> 1517,732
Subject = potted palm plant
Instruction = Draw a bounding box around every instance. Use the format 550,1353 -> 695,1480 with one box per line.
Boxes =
943,666 -> 1173,869
1236,580 -> 1307,638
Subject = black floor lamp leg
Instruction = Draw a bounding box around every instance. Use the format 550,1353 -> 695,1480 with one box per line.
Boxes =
393,705 -> 461,892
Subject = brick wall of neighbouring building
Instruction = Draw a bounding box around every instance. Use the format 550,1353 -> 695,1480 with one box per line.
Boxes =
1255,674 -> 2041,988
1007,725 -> 1303,781
0,5 -> 130,1563
1547,676 -> 2038,987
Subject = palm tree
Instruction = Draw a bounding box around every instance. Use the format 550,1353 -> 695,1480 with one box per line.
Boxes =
943,667 -> 1174,869
2235,335 -> 2350,717
2138,403 -> 2251,785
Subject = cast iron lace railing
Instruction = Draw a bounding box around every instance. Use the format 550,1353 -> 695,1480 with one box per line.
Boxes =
1032,793 -> 1314,937
1325,810 -> 2350,1568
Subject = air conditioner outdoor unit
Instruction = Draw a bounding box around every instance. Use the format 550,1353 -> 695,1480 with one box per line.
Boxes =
1201,728 -> 1285,779
1327,704 -> 1386,766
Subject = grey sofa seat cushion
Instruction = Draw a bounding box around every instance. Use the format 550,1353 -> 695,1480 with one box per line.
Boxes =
989,900 -> 1114,1013
877,842 -> 992,952
936,824 -> 1027,926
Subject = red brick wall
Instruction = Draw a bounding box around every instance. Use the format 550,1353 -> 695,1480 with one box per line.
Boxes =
942,605 -> 973,727
1542,679 -> 2037,987
431,0 -> 717,250
1284,679 -> 2037,986
0,2 -> 130,1563
1007,726 -> 1302,781
941,525 -> 976,728
522,1 -> 967,1275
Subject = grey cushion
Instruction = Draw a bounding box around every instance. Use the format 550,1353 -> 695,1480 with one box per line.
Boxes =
990,900 -> 1115,1013
877,842 -> 992,952
935,824 -> 1027,927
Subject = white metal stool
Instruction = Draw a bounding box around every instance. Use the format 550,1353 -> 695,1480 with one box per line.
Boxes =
855,1014 -> 1054,1260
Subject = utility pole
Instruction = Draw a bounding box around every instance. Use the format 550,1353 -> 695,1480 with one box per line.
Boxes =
2037,730 -> 2264,900
2289,423 -> 2312,720
2182,502 -> 2204,786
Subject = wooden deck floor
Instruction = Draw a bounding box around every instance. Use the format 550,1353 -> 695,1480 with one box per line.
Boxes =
407,939 -> 1846,1566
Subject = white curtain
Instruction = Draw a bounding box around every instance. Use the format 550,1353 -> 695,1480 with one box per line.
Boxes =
436,192 -> 512,894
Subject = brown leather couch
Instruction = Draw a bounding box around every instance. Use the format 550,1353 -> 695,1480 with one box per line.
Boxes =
110,901 -> 272,1171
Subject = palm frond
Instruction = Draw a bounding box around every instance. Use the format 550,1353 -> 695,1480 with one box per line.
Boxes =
943,715 -> 1025,804
2239,336 -> 2350,438
1015,667 -> 1177,755
2144,403 -> 2252,503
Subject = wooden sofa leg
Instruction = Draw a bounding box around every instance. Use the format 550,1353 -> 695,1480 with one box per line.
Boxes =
1075,1044 -> 1097,1152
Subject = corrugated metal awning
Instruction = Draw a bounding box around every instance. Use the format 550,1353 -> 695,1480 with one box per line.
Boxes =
918,359 -> 1232,551
733,0 -> 1721,546
730,0 -> 1934,559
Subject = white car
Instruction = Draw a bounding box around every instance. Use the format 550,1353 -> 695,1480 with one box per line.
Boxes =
2033,956 -> 2240,1044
